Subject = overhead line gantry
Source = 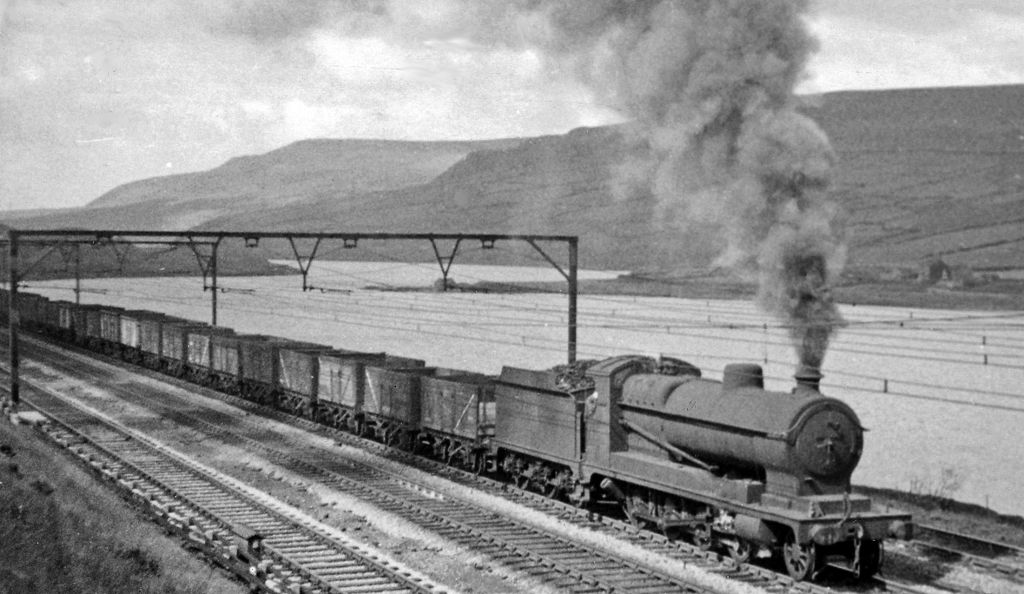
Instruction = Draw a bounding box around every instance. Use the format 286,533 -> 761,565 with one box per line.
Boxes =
3,229 -> 579,412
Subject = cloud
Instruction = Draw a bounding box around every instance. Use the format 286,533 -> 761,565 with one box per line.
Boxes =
803,1 -> 1024,91
307,32 -> 425,86
0,1 -> 612,209
2,0 -> 1022,211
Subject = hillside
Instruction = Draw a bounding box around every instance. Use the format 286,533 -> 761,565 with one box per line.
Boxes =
196,126 -> 714,270
805,85 -> 1024,271
3,84 -> 1023,276
88,138 -> 523,210
7,138 -> 520,231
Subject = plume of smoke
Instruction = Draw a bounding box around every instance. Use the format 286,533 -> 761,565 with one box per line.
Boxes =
736,109 -> 847,371
518,0 -> 845,370
226,0 -> 845,369
523,0 -> 846,371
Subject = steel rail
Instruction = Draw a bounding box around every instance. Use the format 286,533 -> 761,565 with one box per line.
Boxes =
5,376 -> 447,594
912,524 -> 1024,581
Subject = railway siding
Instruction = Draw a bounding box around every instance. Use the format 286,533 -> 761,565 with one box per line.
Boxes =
15,383 -> 450,594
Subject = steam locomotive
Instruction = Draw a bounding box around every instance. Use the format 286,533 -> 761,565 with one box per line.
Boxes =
4,290 -> 912,581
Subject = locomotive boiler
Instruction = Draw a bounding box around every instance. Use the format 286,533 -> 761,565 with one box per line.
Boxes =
618,362 -> 863,498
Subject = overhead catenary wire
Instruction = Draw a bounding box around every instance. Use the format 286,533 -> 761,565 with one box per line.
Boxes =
25,275 -> 1024,415
30,271 -> 1024,369
31,273 -> 1024,372
271,244 -> 1024,349
245,284 -> 1024,370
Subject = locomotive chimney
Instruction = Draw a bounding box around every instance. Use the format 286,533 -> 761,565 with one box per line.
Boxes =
794,365 -> 822,393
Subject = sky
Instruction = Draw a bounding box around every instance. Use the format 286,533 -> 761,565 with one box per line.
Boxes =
2,0 -> 1023,212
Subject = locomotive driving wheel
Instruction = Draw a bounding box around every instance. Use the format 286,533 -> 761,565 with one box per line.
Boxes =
782,532 -> 818,581
726,537 -> 752,564
660,523 -> 685,541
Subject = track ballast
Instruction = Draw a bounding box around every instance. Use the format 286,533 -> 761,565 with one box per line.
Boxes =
12,380 -> 447,594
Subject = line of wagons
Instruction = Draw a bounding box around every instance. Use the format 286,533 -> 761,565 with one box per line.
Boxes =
9,292 -> 505,469
6,289 -> 912,581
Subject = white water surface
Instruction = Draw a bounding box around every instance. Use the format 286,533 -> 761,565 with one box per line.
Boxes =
27,260 -> 1024,516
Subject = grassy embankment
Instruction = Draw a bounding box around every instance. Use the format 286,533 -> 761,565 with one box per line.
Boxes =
0,417 -> 247,594
858,483 -> 1024,548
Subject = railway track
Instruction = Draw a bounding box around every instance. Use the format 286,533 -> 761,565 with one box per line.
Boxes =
12,334 -> 1008,594
913,524 -> 1024,582
135,404 -> 722,594
9,340 -> 750,594
23,334 -> 843,593
8,381 -> 448,594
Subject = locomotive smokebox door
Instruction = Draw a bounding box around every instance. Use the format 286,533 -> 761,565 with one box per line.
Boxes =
790,404 -> 862,480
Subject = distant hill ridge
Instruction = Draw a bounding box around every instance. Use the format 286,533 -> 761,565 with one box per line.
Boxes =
5,84 -> 1023,272
88,137 -> 522,210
